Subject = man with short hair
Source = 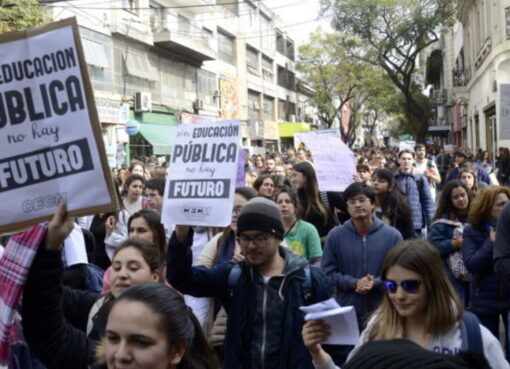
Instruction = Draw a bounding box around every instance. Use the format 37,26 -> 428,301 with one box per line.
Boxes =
167,197 -> 332,369
394,149 -> 434,238
145,178 -> 165,215
265,157 -> 276,174
414,144 -> 441,201
445,147 -> 491,185
321,182 -> 402,364
355,164 -> 372,185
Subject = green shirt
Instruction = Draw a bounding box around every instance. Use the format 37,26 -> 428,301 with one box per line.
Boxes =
285,219 -> 323,260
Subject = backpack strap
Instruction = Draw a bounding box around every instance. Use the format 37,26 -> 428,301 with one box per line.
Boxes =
460,311 -> 484,355
227,264 -> 242,299
301,266 -> 313,305
86,296 -> 106,336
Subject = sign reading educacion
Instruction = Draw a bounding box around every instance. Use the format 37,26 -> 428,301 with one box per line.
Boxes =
294,130 -> 356,192
162,120 -> 241,227
0,18 -> 117,233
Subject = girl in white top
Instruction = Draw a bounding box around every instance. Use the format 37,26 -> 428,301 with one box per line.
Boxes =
302,240 -> 509,369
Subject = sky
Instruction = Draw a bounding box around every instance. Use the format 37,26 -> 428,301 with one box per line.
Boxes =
264,0 -> 333,47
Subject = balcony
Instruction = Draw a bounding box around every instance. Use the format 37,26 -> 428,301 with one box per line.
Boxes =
153,15 -> 216,62
452,67 -> 471,87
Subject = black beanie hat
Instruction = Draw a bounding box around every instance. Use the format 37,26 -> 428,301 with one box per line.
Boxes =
236,197 -> 285,240
344,339 -> 490,369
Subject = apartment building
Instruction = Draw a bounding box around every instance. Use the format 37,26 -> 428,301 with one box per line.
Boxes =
42,0 -> 310,163
423,0 -> 510,158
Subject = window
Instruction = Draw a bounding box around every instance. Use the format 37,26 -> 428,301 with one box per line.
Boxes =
198,69 -> 216,104
82,39 -> 109,69
248,90 -> 261,119
124,52 -> 158,81
286,40 -> 295,61
278,99 -> 287,121
246,47 -> 259,74
263,95 -> 274,120
276,30 -> 285,54
177,15 -> 191,35
262,55 -> 273,82
218,30 -> 235,65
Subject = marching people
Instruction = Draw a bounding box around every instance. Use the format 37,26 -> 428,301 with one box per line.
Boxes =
303,240 -> 509,369
253,173 -> 276,199
428,180 -> 472,306
446,148 -> 492,186
19,204 -> 168,369
413,144 -> 441,202
167,197 -> 332,369
321,182 -> 403,365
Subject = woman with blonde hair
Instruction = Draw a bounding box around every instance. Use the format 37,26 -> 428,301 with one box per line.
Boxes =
302,240 -> 509,369
463,186 -> 510,358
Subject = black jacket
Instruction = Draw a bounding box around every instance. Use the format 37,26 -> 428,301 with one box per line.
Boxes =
21,248 -> 109,369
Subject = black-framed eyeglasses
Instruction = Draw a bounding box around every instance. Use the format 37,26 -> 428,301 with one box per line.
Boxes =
346,197 -> 370,206
382,279 -> 423,294
237,234 -> 270,247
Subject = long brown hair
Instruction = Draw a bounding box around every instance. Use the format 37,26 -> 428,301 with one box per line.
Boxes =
292,162 -> 328,225
366,240 -> 462,341
469,185 -> 510,227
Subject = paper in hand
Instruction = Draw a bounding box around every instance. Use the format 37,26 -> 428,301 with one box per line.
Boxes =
300,298 -> 360,345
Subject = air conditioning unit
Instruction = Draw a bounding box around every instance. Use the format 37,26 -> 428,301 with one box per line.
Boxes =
134,92 -> 152,112
193,99 -> 204,111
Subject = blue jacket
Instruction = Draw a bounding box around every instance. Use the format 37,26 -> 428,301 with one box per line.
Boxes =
462,224 -> 510,315
446,164 -> 492,185
394,169 -> 434,229
321,217 -> 402,326
428,215 -> 467,258
167,229 -> 332,369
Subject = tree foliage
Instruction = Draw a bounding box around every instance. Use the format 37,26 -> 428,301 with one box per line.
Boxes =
298,30 -> 401,147
0,0 -> 46,33
321,0 -> 455,142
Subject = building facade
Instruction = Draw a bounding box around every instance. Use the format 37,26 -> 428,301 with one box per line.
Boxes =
43,0 -> 313,164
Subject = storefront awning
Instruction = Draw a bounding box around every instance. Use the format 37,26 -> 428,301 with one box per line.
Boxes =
139,123 -> 176,155
279,122 -> 311,138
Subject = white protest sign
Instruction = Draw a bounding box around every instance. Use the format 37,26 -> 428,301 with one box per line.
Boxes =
0,18 -> 117,233
399,140 -> 416,152
294,131 -> 356,191
162,120 -> 240,227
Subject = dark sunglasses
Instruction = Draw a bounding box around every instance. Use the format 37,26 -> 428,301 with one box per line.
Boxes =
382,279 -> 423,294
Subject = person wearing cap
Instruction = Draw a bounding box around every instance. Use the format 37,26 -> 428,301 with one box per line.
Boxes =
166,197 -> 332,369
446,148 -> 491,185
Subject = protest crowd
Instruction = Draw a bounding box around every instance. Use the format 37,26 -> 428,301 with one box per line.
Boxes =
4,139 -> 510,369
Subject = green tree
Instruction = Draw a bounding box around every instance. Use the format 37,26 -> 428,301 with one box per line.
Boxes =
298,30 -> 401,146
322,0 -> 455,143
0,0 -> 45,33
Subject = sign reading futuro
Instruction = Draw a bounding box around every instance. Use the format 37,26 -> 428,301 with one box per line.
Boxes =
162,120 -> 240,227
0,18 -> 117,233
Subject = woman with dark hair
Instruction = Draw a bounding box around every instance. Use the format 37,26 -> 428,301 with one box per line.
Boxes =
477,150 -> 493,174
372,169 -> 415,240
275,188 -> 322,265
98,282 -> 219,369
252,173 -> 275,199
291,162 -> 343,240
462,186 -> 510,355
121,174 -> 149,216
20,204 -> 171,369
428,180 -> 472,306
303,240 -> 508,369
254,155 -> 266,174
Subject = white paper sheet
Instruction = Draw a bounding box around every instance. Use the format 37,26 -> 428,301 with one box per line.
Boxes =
63,223 -> 88,266
300,298 -> 360,346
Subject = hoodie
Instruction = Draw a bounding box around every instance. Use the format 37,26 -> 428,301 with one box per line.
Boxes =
321,217 -> 403,326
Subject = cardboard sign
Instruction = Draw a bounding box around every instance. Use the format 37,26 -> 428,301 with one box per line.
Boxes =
294,131 -> 356,192
0,18 -> 117,233
162,120 -> 241,227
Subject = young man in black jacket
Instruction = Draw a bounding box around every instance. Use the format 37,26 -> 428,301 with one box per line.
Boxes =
167,197 -> 332,369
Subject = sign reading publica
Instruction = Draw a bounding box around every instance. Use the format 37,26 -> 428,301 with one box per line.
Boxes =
0,18 -> 117,233
163,120 -> 241,227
